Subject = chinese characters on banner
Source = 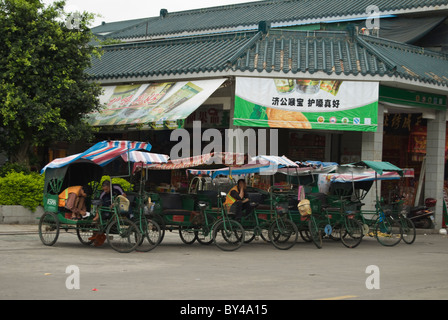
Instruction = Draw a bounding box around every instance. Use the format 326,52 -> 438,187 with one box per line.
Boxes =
234,77 -> 379,132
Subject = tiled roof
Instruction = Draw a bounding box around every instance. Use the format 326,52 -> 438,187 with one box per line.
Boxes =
92,0 -> 448,40
233,29 -> 448,86
88,32 -> 261,80
87,29 -> 448,88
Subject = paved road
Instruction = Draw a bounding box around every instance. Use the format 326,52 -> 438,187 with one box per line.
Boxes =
0,225 -> 447,302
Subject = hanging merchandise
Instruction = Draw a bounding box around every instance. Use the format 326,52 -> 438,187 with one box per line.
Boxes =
408,125 -> 427,162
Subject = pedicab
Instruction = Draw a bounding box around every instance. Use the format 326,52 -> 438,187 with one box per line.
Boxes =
39,141 -> 153,253
330,161 -> 411,246
192,155 -> 302,250
272,161 -> 339,249
143,152 -> 247,251
120,150 -> 170,252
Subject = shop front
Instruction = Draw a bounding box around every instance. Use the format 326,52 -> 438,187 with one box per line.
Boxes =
379,86 -> 447,226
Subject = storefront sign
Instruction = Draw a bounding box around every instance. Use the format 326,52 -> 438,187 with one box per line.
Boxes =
185,105 -> 230,128
380,86 -> 447,110
234,77 -> 379,132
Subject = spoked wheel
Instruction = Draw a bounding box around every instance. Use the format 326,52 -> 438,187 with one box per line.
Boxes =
299,229 -> 312,242
259,224 -> 271,243
243,229 -> 256,243
137,219 -> 162,252
76,223 -> 96,246
39,212 -> 60,246
328,223 -> 342,241
195,214 -> 216,245
212,219 -> 245,251
375,216 -> 402,247
400,217 -> 416,245
308,216 -> 322,249
340,218 -> 364,248
106,217 -> 142,253
179,226 -> 198,245
268,218 -> 298,250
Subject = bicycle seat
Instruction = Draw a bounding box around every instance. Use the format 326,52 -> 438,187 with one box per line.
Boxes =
250,201 -> 259,208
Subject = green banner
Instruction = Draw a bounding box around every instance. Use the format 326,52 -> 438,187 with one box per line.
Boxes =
379,86 -> 447,110
234,78 -> 379,132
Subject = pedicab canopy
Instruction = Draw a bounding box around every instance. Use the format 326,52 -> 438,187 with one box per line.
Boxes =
144,152 -> 247,170
40,141 -> 158,213
41,140 -> 152,173
343,161 -> 404,176
188,155 -> 300,178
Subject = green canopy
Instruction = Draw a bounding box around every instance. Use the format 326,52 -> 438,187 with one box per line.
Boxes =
349,161 -> 403,176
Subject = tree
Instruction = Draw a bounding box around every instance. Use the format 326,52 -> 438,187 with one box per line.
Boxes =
0,0 -> 103,168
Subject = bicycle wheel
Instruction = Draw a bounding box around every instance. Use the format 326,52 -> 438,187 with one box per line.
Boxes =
212,219 -> 245,251
268,218 -> 298,250
196,213 -> 217,245
76,223 -> 95,245
299,229 -> 312,242
244,229 -> 256,243
136,219 -> 162,252
308,216 -> 322,249
38,212 -> 60,246
341,218 -> 363,248
400,217 -> 416,245
179,226 -> 197,244
106,217 -> 142,253
375,216 -> 402,247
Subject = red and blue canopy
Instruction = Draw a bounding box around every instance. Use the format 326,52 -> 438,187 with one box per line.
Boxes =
121,151 -> 169,164
41,140 -> 152,173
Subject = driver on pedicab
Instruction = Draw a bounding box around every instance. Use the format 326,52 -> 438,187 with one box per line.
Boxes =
89,180 -> 127,246
92,180 -> 127,221
223,179 -> 254,221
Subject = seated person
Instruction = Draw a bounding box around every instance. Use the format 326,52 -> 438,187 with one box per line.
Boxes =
58,185 -> 93,219
223,179 -> 254,220
99,180 -> 126,207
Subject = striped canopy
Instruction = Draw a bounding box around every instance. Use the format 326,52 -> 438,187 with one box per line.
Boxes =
251,155 -> 299,168
188,155 -> 299,177
327,171 -> 401,183
41,140 -> 152,172
146,152 -> 247,170
121,151 -> 169,164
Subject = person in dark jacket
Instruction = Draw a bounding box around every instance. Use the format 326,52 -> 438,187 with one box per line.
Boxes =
223,179 -> 254,220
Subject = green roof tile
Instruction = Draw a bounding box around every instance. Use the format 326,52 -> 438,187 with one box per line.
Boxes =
87,29 -> 448,88
92,0 -> 448,40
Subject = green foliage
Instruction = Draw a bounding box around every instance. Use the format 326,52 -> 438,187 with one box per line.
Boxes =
0,171 -> 44,211
0,0 -> 103,166
0,162 -> 31,177
96,176 -> 134,193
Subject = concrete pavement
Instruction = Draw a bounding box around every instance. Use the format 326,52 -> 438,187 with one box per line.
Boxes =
0,224 -> 447,302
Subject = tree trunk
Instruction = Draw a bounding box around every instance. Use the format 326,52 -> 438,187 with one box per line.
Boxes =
9,140 -> 31,169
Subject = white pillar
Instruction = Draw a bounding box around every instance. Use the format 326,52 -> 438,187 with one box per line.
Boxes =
361,104 -> 384,210
424,110 -> 446,228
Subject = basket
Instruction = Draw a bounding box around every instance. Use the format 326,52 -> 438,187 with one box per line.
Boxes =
116,195 -> 130,213
298,199 -> 312,216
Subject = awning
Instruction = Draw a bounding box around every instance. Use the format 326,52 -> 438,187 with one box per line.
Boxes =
87,79 -> 226,130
